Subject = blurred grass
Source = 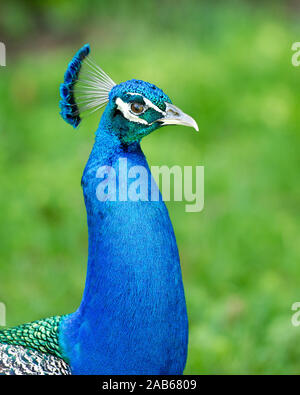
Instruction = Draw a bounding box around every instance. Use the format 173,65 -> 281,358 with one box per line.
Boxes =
0,0 -> 300,374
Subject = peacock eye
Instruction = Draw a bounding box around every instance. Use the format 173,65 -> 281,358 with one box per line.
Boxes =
130,102 -> 145,114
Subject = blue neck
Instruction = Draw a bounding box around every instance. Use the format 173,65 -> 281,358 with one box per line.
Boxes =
60,110 -> 188,374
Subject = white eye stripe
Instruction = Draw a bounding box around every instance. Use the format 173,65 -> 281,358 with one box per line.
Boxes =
126,92 -> 166,115
115,98 -> 149,125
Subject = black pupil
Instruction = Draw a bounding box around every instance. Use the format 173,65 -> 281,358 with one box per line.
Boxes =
131,102 -> 144,114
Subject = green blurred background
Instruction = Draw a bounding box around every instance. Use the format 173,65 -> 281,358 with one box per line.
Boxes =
0,0 -> 300,374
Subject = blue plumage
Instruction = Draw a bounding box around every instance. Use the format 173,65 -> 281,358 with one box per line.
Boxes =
57,45 -> 198,374
59,44 -> 90,128
59,101 -> 188,374
109,79 -> 171,109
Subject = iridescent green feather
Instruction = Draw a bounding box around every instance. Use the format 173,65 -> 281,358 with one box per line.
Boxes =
0,316 -> 65,361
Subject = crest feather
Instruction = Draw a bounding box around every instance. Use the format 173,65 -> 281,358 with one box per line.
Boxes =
59,44 -> 116,128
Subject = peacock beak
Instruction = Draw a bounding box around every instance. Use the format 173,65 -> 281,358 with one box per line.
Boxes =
158,102 -> 199,132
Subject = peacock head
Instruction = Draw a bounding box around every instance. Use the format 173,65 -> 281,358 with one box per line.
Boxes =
60,44 -> 198,144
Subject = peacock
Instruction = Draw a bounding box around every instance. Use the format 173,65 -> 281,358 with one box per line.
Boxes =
0,44 -> 198,375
